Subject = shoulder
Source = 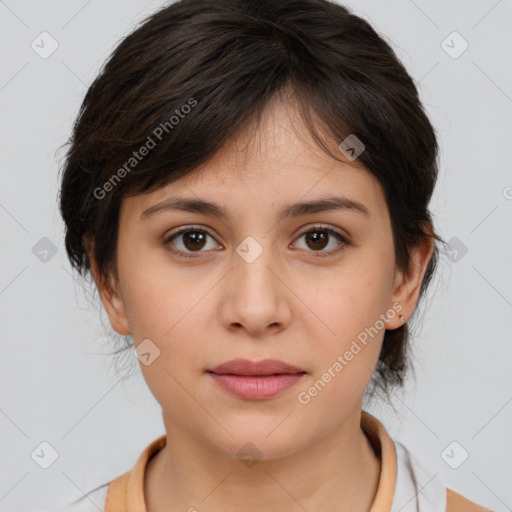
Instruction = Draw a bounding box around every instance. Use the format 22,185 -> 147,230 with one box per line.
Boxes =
393,441 -> 493,512
56,484 -> 109,512
446,488 -> 494,512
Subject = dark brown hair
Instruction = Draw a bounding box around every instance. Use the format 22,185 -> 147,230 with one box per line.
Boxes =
59,0 -> 446,402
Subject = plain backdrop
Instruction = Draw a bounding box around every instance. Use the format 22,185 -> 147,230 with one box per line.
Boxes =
1,0 -> 511,510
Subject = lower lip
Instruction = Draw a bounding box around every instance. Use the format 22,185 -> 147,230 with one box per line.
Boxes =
207,372 -> 306,400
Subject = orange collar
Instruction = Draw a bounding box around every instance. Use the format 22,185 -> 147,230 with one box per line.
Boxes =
105,411 -> 396,511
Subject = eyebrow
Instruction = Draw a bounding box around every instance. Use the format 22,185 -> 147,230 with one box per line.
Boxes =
140,195 -> 370,221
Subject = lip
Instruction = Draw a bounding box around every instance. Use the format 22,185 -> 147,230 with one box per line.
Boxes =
208,358 -> 305,376
206,358 -> 307,400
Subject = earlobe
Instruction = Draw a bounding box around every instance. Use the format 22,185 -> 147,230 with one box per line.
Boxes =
86,242 -> 131,336
388,233 -> 435,330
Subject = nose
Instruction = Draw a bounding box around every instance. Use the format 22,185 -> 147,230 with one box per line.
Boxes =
218,236 -> 292,337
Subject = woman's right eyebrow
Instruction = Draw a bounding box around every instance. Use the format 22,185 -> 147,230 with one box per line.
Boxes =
140,195 -> 370,221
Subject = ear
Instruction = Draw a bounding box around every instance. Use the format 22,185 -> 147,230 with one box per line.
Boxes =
386,226 -> 435,330
85,238 -> 131,336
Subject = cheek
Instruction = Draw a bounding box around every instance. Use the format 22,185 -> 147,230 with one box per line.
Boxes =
116,241 -> 194,340
313,272 -> 391,348
302,252 -> 394,385
298,286 -> 386,414
125,271 -> 209,418
125,280 -> 202,345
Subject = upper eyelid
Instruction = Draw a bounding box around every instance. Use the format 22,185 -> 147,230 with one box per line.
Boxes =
164,224 -> 217,241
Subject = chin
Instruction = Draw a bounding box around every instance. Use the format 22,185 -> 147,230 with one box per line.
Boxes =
207,426 -> 310,464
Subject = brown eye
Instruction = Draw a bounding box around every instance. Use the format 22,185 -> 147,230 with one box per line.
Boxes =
293,226 -> 349,257
164,227 -> 220,258
304,230 -> 329,250
182,231 -> 207,251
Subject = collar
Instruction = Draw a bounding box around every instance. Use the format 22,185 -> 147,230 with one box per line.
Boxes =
105,410 -> 397,511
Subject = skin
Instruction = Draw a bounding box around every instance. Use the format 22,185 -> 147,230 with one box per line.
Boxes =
89,94 -> 434,512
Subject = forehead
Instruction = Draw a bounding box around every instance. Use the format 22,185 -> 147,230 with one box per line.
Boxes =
190,96 -> 361,179
121,97 -> 387,220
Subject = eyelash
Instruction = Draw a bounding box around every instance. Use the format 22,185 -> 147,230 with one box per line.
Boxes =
163,224 -> 350,260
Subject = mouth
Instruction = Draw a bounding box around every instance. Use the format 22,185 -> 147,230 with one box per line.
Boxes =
207,358 -> 306,376
206,358 -> 307,400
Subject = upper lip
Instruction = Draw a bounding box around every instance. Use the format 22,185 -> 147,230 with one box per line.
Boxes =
207,358 -> 306,376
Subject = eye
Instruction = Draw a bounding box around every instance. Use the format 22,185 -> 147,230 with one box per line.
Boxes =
292,225 -> 350,257
164,226 -> 221,259
163,224 -> 350,260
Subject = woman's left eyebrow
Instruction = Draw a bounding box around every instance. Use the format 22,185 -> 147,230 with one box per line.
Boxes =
140,195 -> 370,221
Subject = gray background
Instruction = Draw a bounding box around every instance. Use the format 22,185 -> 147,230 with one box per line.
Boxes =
1,0 -> 511,510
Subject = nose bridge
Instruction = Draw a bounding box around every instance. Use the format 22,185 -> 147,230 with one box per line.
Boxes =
234,234 -> 278,292
220,233 -> 289,332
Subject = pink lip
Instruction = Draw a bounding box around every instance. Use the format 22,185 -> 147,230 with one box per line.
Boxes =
206,358 -> 306,400
208,358 -> 305,376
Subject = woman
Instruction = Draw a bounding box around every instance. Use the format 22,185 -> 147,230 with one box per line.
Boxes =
58,0 -> 493,510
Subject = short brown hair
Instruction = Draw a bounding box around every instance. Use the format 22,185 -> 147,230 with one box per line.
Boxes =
59,0 -> 446,402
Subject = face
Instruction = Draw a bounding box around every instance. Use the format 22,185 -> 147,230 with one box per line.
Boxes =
93,97 -> 432,461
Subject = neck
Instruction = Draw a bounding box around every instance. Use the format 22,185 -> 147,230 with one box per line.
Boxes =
145,410 -> 381,512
